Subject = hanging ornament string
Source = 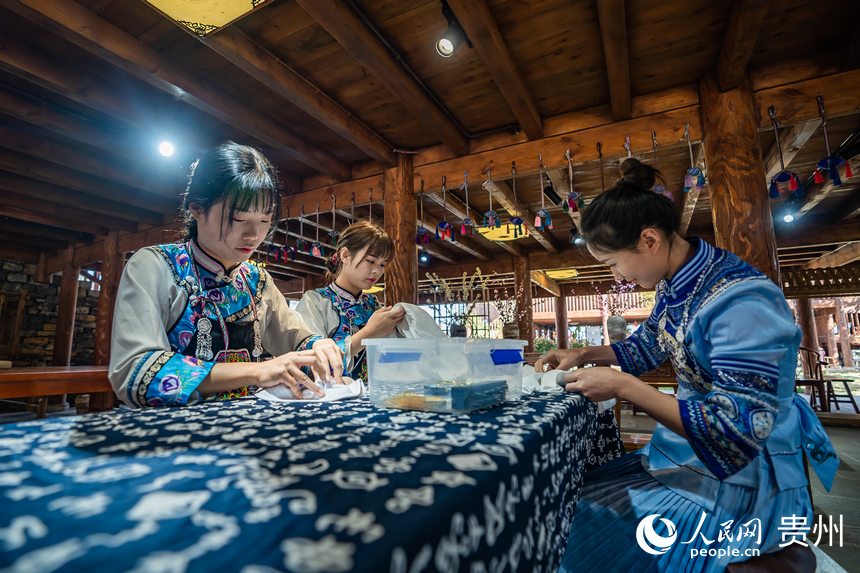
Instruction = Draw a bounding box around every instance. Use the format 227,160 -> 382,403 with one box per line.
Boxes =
328,195 -> 339,242
350,192 -> 356,223
510,161 -> 525,238
368,188 -> 373,223
436,176 -> 453,241
461,170 -> 473,236
297,205 -> 308,255
535,154 -> 552,230
650,131 -> 671,200
767,105 -> 801,199
312,201 -> 323,257
624,136 -> 632,159
483,168 -> 499,228
563,148 -> 584,221
683,122 -> 705,193
814,95 -> 852,185
416,189 -> 431,244
284,207 -> 297,261
597,142 -> 605,192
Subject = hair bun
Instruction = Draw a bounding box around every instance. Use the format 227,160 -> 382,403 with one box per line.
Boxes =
620,157 -> 657,191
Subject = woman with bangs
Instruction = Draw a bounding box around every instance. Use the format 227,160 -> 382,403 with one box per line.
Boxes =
297,220 -> 406,382
109,141 -> 343,408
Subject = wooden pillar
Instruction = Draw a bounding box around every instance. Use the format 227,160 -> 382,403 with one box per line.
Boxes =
383,153 -> 417,305
91,232 -> 122,410
52,252 -> 79,366
835,297 -> 854,367
796,297 -> 819,377
699,76 -> 779,282
514,256 -> 533,351
555,295 -> 569,349
825,312 -> 838,365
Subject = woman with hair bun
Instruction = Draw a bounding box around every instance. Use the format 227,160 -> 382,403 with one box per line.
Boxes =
537,158 -> 837,571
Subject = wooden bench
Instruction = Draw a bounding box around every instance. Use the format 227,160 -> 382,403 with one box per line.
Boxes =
0,366 -> 115,415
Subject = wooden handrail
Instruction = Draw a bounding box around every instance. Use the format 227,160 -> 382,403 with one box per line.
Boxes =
0,366 -> 111,399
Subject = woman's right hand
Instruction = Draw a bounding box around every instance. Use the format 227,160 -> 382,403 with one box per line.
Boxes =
255,351 -> 328,397
534,348 -> 590,373
362,306 -> 407,338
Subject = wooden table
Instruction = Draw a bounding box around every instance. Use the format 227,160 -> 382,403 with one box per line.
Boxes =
0,366 -> 114,413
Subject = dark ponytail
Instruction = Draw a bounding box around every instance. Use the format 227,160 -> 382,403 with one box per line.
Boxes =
181,141 -> 281,241
581,158 -> 678,252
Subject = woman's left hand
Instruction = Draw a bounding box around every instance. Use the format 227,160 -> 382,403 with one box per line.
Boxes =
561,367 -> 633,402
309,338 -> 344,384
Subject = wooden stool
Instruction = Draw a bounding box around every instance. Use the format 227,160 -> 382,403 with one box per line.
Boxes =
725,543 -> 816,573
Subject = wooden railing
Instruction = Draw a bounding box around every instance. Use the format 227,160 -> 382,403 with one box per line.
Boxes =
532,293 -> 654,315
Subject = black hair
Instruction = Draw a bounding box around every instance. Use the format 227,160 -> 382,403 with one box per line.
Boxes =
181,141 -> 281,241
581,158 -> 678,252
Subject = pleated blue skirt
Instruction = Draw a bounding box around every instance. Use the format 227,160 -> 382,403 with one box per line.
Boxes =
559,452 -> 812,573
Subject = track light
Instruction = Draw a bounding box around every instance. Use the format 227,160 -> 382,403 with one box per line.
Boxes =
436,1 -> 470,58
569,223 -> 586,246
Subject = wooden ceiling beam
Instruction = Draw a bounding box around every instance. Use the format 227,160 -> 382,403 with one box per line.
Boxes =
483,180 -> 558,253
0,148 -> 176,215
418,215 -> 490,261
423,190 -> 523,256
0,204 -> 108,237
679,143 -> 706,236
763,119 -> 819,181
596,0 -> 632,120
9,0 -> 350,180
753,67 -> 860,128
0,218 -> 89,243
295,0 -> 469,156
447,0 -> 543,139
0,89 -> 139,163
530,270 -> 561,297
716,0 -> 771,91
0,122 -> 172,200
0,190 -> 138,233
195,27 -> 395,166
805,242 -> 860,269
0,172 -> 163,227
0,244 -> 41,263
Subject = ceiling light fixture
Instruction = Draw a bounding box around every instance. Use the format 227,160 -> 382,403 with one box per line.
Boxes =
436,1 -> 471,58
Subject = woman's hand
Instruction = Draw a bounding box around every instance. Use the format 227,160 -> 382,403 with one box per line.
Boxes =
560,367 -> 633,402
255,352 -> 328,397
534,348 -> 589,372
311,338 -> 344,384
362,306 -> 407,338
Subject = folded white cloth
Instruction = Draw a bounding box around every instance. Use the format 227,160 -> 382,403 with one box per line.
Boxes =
256,377 -> 365,402
523,365 -> 616,412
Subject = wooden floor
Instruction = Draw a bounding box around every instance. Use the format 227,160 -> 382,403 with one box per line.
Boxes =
620,410 -> 860,571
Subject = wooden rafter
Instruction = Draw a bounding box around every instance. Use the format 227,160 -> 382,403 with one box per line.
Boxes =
0,218 -> 88,244
679,143 -> 706,236
753,68 -> 860,128
596,0 -> 631,120
763,120 -> 819,181
0,172 -> 162,227
483,180 -> 558,253
0,189 -> 137,233
447,0 -> 543,139
0,148 -> 175,215
530,270 -> 561,297
9,0 -> 350,180
295,0 -> 469,156
418,215 -> 489,261
716,0 -> 771,91
195,27 -> 396,166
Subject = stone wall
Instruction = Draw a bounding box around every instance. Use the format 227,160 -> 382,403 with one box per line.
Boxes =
0,260 -> 99,366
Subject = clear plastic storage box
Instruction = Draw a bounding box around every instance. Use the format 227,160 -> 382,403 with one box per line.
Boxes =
362,338 -> 526,413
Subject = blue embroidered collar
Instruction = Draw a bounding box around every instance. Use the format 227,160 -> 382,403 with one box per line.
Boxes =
663,237 -> 714,298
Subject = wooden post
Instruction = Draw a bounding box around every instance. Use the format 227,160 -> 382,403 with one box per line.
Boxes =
699,76 -> 779,282
826,312 -> 838,366
52,252 -> 78,366
835,297 -> 854,367
91,232 -> 122,410
383,153 -> 417,305
555,295 -> 569,349
514,256 -> 534,352
796,297 -> 819,377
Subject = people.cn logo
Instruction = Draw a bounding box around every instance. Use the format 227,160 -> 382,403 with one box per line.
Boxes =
636,514 -> 678,555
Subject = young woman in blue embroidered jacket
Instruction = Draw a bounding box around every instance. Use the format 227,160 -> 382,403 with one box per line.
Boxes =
109,142 -> 343,407
296,220 -> 406,381
536,158 -> 838,572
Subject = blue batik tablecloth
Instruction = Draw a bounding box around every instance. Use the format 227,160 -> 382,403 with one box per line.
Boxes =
0,392 -> 622,573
